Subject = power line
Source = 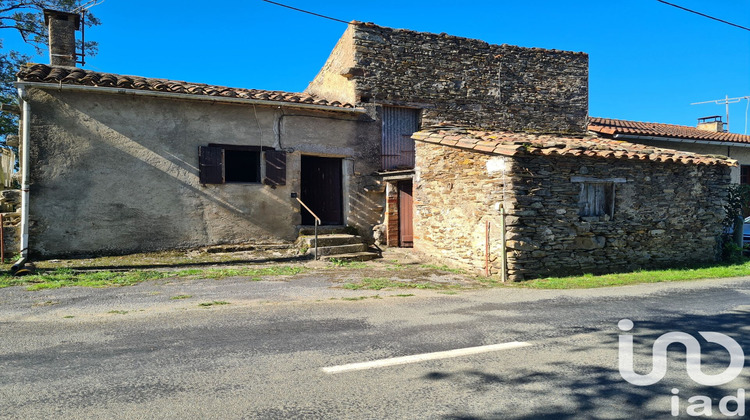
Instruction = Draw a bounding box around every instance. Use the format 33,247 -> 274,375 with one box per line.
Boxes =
260,0 -> 349,24
656,0 -> 750,32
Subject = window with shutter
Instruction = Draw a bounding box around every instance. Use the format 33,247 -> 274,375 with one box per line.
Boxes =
264,150 -> 287,187
199,146 -> 223,184
199,144 -> 284,186
578,182 -> 614,218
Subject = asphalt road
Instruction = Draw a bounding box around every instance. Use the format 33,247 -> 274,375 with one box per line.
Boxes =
2,274 -> 750,419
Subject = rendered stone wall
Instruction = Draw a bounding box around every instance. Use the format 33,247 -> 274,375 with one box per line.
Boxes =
414,141 -> 731,280
25,88 -> 383,257
324,23 -> 589,133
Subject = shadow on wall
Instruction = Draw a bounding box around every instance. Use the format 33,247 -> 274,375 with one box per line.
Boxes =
30,94 -> 300,256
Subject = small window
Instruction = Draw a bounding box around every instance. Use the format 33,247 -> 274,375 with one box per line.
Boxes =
741,165 -> 750,185
225,149 -> 260,183
578,182 -> 614,218
199,144 -> 285,186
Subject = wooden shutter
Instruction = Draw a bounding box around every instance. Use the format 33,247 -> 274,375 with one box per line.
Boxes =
264,150 -> 286,187
199,146 -> 224,184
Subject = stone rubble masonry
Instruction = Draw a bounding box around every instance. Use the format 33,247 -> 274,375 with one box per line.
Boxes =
309,22 -> 589,133
414,140 -> 731,281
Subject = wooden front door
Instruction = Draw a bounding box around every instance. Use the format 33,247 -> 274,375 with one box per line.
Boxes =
398,181 -> 413,247
300,156 -> 343,226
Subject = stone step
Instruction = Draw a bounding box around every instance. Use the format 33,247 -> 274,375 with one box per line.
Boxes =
298,226 -> 348,236
320,251 -> 380,262
297,234 -> 363,248
313,243 -> 368,256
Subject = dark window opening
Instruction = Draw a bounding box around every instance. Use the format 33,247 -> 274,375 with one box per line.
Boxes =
198,144 -> 286,186
741,165 -> 750,185
225,149 -> 260,183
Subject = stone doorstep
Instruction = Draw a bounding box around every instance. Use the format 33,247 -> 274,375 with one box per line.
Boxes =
320,251 -> 380,262
312,243 -> 368,256
296,234 -> 364,248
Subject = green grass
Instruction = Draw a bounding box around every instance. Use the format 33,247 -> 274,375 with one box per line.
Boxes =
342,277 -> 447,290
199,301 -> 230,307
0,265 -> 306,291
108,310 -> 128,315
395,293 -> 415,297
170,294 -> 192,300
516,261 -> 750,289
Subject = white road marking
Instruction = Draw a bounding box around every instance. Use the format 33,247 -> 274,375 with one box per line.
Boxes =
321,341 -> 532,374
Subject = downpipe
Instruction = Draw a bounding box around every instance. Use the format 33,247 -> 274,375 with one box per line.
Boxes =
11,86 -> 30,274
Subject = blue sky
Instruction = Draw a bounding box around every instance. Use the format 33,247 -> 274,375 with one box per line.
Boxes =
6,0 -> 750,132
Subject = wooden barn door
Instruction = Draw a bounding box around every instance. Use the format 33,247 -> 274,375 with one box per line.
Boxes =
398,181 -> 413,247
300,156 -> 343,226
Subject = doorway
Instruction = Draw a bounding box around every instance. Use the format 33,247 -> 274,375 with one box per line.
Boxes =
398,180 -> 413,247
300,156 -> 343,225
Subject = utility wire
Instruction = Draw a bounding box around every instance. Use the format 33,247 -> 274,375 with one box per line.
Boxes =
656,0 -> 750,32
260,0 -> 349,24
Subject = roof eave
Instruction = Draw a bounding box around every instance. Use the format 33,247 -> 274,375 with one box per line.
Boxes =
15,81 -> 367,114
611,133 -> 750,148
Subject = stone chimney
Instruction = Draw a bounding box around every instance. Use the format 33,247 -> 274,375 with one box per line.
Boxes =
43,9 -> 80,67
697,115 -> 726,133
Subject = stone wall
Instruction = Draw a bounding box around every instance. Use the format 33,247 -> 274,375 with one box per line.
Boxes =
310,23 -> 589,133
415,141 -> 730,280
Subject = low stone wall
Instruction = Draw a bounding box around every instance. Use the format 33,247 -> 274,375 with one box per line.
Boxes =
1,211 -> 20,258
414,141 -> 730,280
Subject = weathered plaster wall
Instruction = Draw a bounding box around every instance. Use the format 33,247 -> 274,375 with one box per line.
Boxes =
315,23 -> 589,133
26,88 -> 382,257
415,141 -> 730,280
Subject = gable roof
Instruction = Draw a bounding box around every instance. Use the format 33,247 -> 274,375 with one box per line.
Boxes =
589,117 -> 750,145
412,127 -> 735,166
16,64 -> 356,109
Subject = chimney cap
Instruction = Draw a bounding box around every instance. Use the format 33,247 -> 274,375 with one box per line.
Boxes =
43,9 -> 80,29
698,115 -> 723,123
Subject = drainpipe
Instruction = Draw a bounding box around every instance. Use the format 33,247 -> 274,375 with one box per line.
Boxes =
12,86 -> 30,273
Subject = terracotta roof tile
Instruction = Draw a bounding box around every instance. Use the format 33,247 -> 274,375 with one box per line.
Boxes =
589,117 -> 750,145
413,127 -> 736,166
17,64 -> 356,109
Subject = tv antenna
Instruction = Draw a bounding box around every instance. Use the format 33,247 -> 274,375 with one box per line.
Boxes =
72,0 -> 105,66
691,95 -> 750,134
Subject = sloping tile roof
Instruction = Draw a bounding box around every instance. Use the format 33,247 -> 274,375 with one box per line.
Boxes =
17,64 -> 356,109
589,117 -> 750,144
412,127 -> 735,166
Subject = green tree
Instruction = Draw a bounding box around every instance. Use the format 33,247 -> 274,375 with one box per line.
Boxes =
0,1 -> 100,143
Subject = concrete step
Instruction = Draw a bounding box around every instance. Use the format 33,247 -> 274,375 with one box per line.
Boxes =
298,226 -> 348,236
297,234 -> 363,248
320,251 -> 380,262
313,243 -> 368,256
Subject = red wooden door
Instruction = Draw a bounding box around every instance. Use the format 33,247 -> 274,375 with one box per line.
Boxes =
398,181 -> 413,247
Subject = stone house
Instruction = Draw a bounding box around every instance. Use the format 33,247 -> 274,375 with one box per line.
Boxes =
8,12 -> 733,278
413,128 -> 733,280
306,22 -> 588,247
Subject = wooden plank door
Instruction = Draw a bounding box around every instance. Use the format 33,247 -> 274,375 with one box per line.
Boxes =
300,156 -> 343,226
398,181 -> 413,247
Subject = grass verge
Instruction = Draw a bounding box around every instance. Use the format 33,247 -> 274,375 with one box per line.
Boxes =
342,277 -> 454,291
0,266 -> 306,291
516,261 -> 750,289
